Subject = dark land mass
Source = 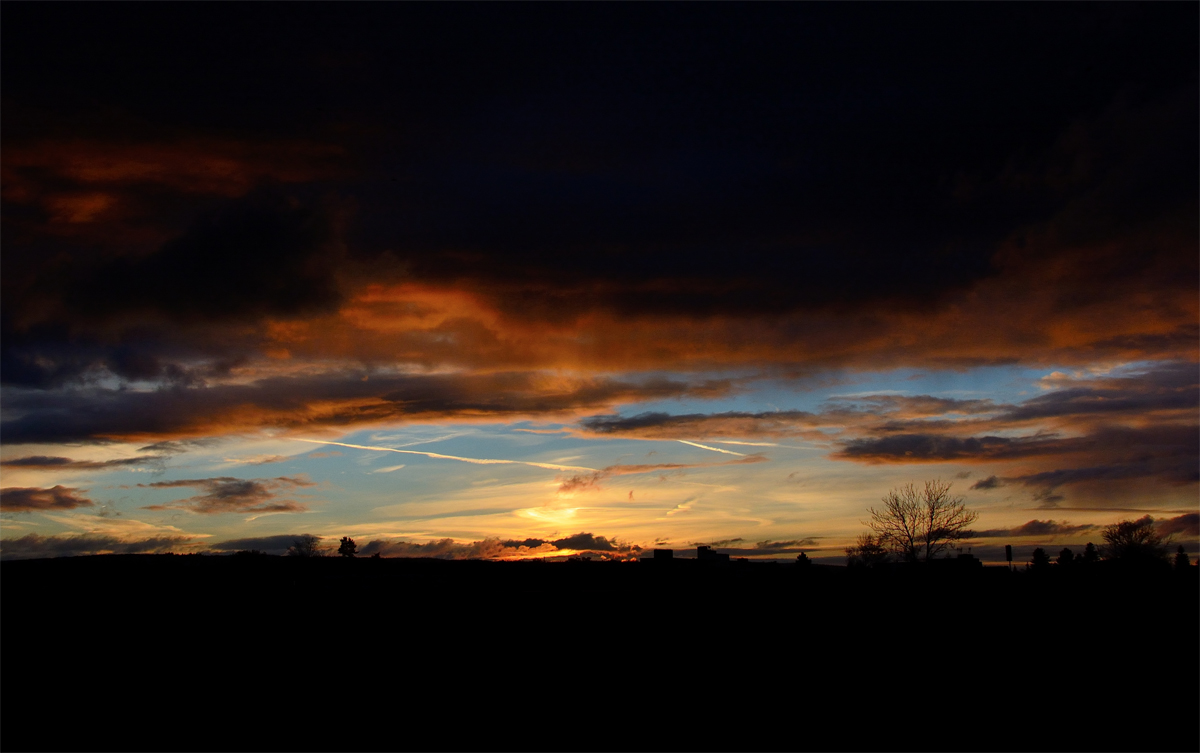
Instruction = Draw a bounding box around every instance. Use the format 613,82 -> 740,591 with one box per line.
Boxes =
3,556 -> 1197,753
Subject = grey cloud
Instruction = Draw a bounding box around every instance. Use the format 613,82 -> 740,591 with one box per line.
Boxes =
754,538 -> 818,551
552,532 -> 616,552
971,519 -> 1098,538
0,455 -> 163,471
139,476 -> 314,515
1155,513 -> 1199,538
0,533 -> 195,560
357,531 -> 635,559
1,485 -> 94,512
208,534 -> 322,555
970,475 -> 1003,490
0,371 -> 730,445
833,433 -> 1063,463
580,410 -> 819,438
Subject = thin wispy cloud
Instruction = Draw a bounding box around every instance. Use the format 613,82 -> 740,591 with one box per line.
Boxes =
288,438 -> 599,472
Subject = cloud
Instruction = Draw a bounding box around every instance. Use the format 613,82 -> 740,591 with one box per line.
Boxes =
1,486 -> 94,512
138,476 -> 314,515
0,371 -> 735,445
666,498 -> 698,516
223,455 -> 290,466
1155,513 -> 1199,538
207,534 -> 326,555
833,434 -> 1065,463
753,539 -> 817,552
0,533 -> 197,560
555,455 -> 768,494
580,411 -> 824,440
356,537 -> 548,560
0,455 -> 165,472
289,438 -> 597,472
355,530 -> 639,560
969,475 -> 1004,490
551,532 -> 617,552
970,520 -> 1098,538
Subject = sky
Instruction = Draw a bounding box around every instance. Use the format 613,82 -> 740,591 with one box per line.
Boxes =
2,4 -> 1197,563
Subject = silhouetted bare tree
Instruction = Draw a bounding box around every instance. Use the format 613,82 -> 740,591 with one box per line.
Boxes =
286,534 -> 325,557
866,480 -> 978,563
1101,517 -> 1170,565
845,533 -> 890,568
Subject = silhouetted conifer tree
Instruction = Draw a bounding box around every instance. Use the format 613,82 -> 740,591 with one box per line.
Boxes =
339,537 -> 357,557
1029,547 -> 1051,571
1174,545 -> 1191,571
1081,542 -> 1099,564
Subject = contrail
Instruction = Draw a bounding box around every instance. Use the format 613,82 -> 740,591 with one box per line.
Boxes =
677,440 -> 745,456
288,438 -> 599,472
712,440 -> 824,450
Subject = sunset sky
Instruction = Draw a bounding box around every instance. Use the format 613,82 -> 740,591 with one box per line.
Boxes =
2,4 -> 1196,563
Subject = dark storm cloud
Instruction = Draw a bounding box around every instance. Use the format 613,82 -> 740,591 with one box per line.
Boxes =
0,486 -> 94,512
0,372 -> 733,445
1003,362 -> 1200,423
138,476 -> 314,515
0,533 -> 194,560
581,411 -> 821,438
0,455 -> 163,471
970,520 -> 1097,539
833,434 -> 1063,463
1,0 -> 1197,515
1,191 -> 347,389
2,4 -> 1195,384
67,192 -> 346,324
838,424 -> 1199,504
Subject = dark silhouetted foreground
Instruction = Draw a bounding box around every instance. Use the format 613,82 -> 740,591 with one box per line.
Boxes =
3,555 -> 1196,752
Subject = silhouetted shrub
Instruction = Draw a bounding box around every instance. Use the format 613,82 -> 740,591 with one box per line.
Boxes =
286,534 -> 325,557
845,533 -> 889,569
